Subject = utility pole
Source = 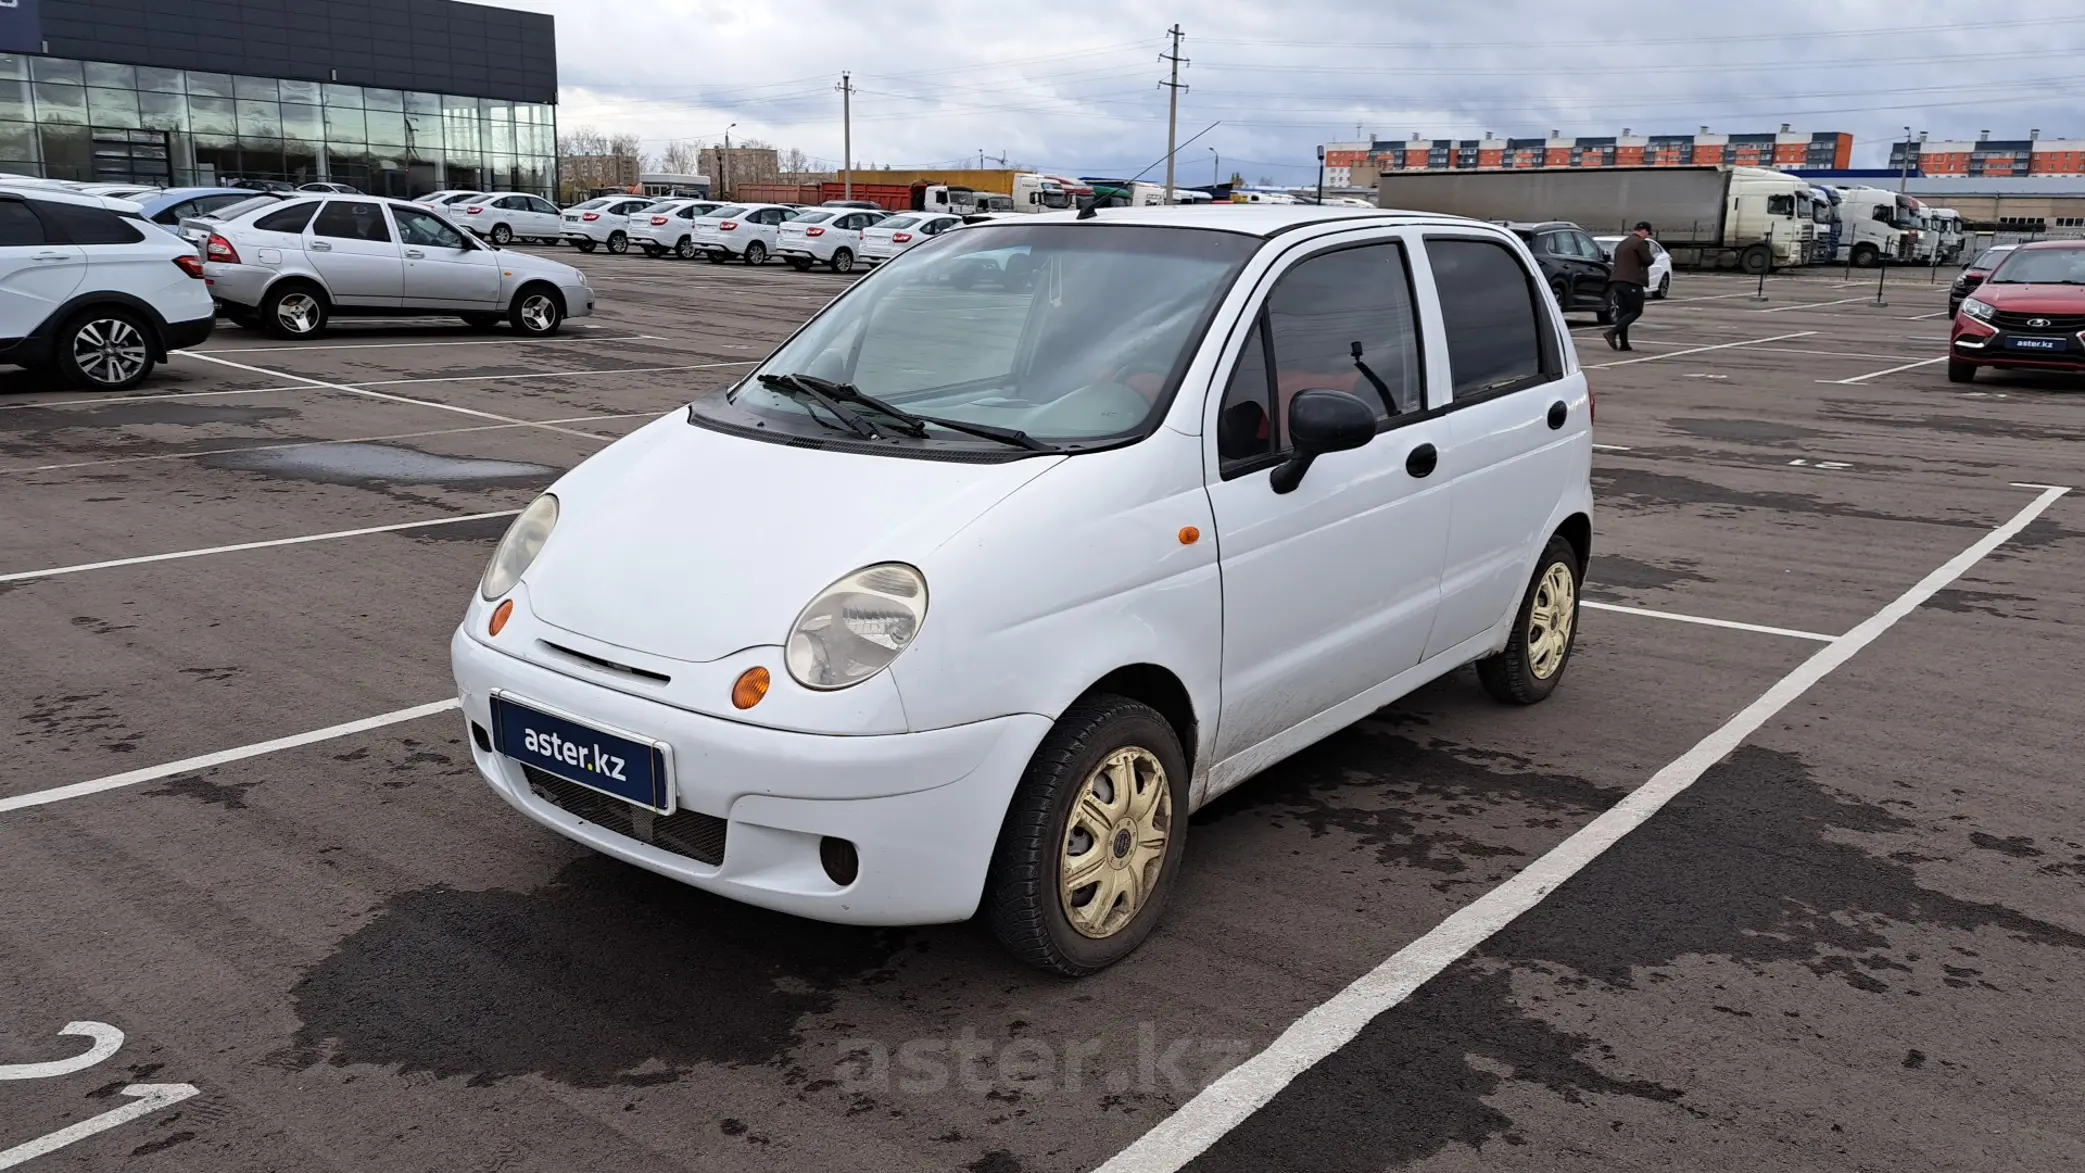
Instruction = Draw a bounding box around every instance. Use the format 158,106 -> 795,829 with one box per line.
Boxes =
1160,25 -> 1187,204
837,73 -> 854,200
721,122 -> 736,199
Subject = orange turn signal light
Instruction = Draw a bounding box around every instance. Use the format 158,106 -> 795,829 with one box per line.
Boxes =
488,598 -> 514,636
733,666 -> 771,710
1178,526 -> 1201,546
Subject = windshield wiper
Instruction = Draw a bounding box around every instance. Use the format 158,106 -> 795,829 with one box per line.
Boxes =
756,373 -> 883,440
907,413 -> 1057,452
773,372 -> 1056,452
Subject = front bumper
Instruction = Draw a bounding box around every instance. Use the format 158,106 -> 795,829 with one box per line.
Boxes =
451,624 -> 1050,925
1952,324 -> 2085,369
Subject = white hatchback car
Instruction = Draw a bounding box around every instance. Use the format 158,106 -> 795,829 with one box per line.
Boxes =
458,192 -> 564,246
625,200 -> 725,258
776,208 -> 888,273
559,195 -> 659,254
452,206 -> 1592,975
692,203 -> 799,265
859,212 -> 963,264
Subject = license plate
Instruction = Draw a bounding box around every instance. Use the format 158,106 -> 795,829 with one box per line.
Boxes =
2007,336 -> 2065,352
491,694 -> 673,812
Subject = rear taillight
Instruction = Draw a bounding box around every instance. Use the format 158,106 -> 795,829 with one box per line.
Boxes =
892,232 -> 912,243
205,234 -> 239,264
465,206 -> 483,214
582,212 -> 600,221
720,221 -> 738,231
650,216 -> 668,226
806,226 -> 825,237
173,254 -> 205,278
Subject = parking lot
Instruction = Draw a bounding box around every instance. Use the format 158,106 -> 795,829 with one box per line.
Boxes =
2,248 -> 2080,1172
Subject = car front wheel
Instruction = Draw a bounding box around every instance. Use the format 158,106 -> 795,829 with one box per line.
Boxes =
1476,535 -> 1581,705
985,695 -> 1189,976
490,223 -> 513,246
57,309 -> 155,391
509,287 -> 563,336
1948,358 -> 1976,383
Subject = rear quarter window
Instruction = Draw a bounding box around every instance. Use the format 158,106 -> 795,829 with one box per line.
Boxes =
1425,236 -> 1559,398
253,203 -> 318,233
37,200 -> 145,245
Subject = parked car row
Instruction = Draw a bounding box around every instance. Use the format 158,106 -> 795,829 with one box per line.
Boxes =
523,195 -> 971,272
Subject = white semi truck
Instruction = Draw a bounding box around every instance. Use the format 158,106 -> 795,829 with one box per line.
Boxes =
1825,185 -> 1916,267
1375,165 -> 1815,272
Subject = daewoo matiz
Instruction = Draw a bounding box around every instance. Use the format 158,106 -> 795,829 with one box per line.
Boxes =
452,205 -> 1594,975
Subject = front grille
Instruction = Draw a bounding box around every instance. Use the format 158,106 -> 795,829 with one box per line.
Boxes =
522,765 -> 727,865
1991,310 -> 2085,331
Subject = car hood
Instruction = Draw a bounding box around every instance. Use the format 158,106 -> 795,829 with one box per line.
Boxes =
493,247 -> 583,282
1971,283 -> 2085,311
521,413 -> 1065,663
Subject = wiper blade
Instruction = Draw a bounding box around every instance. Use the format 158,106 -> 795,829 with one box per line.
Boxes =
780,373 -> 929,438
756,373 -> 882,440
907,413 -> 1057,452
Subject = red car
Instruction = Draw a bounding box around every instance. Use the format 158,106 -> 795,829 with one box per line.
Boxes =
1949,240 -> 2085,383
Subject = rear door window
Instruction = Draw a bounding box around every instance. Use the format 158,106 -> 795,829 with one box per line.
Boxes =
1424,236 -> 1558,398
393,204 -> 467,249
314,200 -> 392,242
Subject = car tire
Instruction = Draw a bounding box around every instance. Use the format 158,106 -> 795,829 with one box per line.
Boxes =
225,310 -> 260,330
460,312 -> 503,331
260,282 -> 329,339
1851,243 -> 1879,269
1548,276 -> 1569,308
675,236 -> 697,260
1947,358 -> 1977,384
574,239 -> 597,253
829,247 -> 855,274
1594,285 -> 1618,326
985,695 -> 1189,977
607,232 -> 628,255
55,307 -> 155,391
509,285 -> 563,337
705,252 -> 729,265
787,257 -> 812,272
490,223 -> 513,246
641,245 -> 663,258
1654,274 -> 1671,300
1476,535 -> 1582,706
744,241 -> 768,265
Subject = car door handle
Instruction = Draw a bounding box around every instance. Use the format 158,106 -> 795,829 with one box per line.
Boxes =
404,249 -> 425,259
32,251 -> 70,262
1548,401 -> 1568,430
309,240 -> 332,251
1406,443 -> 1438,478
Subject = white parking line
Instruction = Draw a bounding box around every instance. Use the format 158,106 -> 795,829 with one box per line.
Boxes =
1583,600 -> 1836,642
1820,355 -> 1948,385
0,700 -> 459,815
1096,484 -> 2071,1173
2,412 -> 652,474
0,1084 -> 200,1169
178,352 -> 613,442
1588,331 -> 1816,369
0,362 -> 757,412
0,511 -> 519,585
1663,289 -> 1777,305
202,335 -> 664,354
1756,295 -> 1875,313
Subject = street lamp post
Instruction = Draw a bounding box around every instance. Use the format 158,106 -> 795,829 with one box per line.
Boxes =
722,122 -> 737,199
1208,145 -> 1217,188
1899,125 -> 1912,193
1316,144 -> 1325,204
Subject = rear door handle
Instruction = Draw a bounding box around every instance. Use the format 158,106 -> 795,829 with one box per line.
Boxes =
309,240 -> 332,251
1406,443 -> 1438,478
32,251 -> 69,262
1548,401 -> 1568,430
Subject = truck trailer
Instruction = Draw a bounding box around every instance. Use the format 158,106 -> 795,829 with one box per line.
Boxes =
1375,165 -> 1816,272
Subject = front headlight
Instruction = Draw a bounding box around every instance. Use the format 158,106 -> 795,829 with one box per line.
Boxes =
785,563 -> 928,690
480,493 -> 558,600
1961,298 -> 1996,322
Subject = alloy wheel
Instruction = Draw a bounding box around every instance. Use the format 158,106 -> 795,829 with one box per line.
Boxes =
517,293 -> 558,334
72,318 -> 148,386
1059,747 -> 1171,939
275,293 -> 321,335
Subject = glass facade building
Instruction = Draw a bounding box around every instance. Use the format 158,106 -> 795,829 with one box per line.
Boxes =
0,51 -> 555,197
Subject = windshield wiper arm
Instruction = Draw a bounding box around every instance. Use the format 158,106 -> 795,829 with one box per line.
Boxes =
780,373 -> 1054,452
907,413 -> 1057,452
756,373 -> 882,440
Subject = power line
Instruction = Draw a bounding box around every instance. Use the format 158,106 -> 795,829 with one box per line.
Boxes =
1194,12 -> 2085,50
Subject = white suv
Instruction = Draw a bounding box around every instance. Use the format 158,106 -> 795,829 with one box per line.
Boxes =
457,193 -> 563,245
559,196 -> 658,254
0,186 -> 213,390
451,206 -> 1593,975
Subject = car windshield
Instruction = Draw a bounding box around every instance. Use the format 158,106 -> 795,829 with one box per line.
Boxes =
1987,249 -> 2085,285
878,216 -> 920,230
703,224 -> 1256,450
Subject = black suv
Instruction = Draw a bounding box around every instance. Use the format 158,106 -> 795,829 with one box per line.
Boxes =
1509,221 -> 1617,324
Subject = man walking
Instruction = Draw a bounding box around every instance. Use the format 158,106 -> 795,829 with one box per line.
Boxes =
1605,221 -> 1655,352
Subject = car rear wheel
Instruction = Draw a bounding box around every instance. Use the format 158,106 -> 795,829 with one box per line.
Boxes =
607,231 -> 628,255
261,283 -> 328,339
573,239 -> 597,253
1476,535 -> 1581,706
744,241 -> 768,265
829,248 -> 855,274
56,308 -> 155,391
509,286 -> 563,337
1654,273 -> 1671,300
985,695 -> 1189,976
490,223 -> 513,246
1948,358 -> 1977,383
675,236 -> 697,259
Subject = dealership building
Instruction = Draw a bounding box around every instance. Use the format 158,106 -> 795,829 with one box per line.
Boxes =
0,0 -> 556,197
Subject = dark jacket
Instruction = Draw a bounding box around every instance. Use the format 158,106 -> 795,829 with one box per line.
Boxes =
1611,234 -> 1654,287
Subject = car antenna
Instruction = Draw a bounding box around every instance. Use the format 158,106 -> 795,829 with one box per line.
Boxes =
1079,120 -> 1221,218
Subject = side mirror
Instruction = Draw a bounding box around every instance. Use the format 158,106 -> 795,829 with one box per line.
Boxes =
1271,389 -> 1376,494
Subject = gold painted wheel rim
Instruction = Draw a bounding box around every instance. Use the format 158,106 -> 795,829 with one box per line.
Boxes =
1527,562 -> 1577,680
1060,747 -> 1171,940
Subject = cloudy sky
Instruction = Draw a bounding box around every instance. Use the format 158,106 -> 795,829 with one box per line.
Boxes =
494,0 -> 2085,181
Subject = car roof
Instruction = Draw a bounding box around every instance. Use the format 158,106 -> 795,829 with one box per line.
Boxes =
0,183 -> 143,212
2014,239 -> 2085,251
974,205 -> 1513,238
